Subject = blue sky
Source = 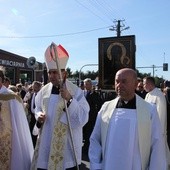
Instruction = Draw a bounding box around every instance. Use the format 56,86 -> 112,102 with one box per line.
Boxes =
1,0 -> 170,79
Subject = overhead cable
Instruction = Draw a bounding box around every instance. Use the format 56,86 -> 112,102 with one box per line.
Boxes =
0,26 -> 111,39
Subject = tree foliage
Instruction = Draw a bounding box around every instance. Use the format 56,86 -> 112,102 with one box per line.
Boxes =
67,68 -> 165,88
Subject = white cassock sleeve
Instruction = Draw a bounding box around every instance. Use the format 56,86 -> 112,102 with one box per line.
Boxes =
89,109 -> 103,170
10,99 -> 34,170
149,105 -> 167,170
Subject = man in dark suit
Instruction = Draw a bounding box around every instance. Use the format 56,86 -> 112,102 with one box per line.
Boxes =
16,83 -> 26,99
135,80 -> 147,99
83,78 -> 103,156
27,81 -> 42,148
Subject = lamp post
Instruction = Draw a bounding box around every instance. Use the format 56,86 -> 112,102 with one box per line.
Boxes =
79,64 -> 98,82
152,65 -> 155,77
137,65 -> 164,77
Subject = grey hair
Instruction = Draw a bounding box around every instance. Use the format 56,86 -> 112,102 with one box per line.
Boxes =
83,78 -> 92,83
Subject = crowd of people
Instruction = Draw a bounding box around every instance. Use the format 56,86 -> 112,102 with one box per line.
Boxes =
0,42 -> 170,170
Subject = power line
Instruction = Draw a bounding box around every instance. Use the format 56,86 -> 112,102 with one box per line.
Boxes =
87,0 -> 113,22
0,26 -> 111,39
74,0 -> 109,24
76,0 -> 123,24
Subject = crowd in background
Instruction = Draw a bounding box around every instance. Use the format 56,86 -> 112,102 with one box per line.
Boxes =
2,75 -> 170,151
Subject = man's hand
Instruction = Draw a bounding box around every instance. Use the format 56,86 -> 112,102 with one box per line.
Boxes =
60,87 -> 72,101
38,113 -> 46,124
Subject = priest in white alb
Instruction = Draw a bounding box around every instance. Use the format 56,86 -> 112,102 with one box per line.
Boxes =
31,43 -> 89,170
89,68 -> 167,170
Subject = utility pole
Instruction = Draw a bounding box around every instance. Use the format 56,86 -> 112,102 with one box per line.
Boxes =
109,20 -> 130,37
117,20 -> 121,37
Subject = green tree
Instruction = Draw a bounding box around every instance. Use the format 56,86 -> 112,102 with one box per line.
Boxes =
68,68 -> 165,89
66,67 -> 72,78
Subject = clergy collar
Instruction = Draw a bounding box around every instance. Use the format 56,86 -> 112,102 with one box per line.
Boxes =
116,96 -> 136,109
51,85 -> 60,94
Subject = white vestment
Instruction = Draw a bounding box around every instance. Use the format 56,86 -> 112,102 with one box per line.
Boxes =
89,95 -> 167,170
145,87 -> 170,166
145,87 -> 167,135
33,81 -> 89,169
0,85 -> 34,170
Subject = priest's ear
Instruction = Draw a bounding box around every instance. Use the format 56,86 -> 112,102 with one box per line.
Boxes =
61,69 -> 68,79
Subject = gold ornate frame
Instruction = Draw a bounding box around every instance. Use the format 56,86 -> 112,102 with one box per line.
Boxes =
98,35 -> 136,90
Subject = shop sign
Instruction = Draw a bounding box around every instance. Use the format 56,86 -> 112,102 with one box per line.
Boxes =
0,59 -> 25,68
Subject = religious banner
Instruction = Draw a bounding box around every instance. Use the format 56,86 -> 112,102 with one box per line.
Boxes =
98,35 -> 136,90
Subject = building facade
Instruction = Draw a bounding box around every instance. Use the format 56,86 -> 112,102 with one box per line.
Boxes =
0,49 -> 44,85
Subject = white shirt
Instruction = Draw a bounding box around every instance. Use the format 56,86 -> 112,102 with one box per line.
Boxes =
31,92 -> 37,114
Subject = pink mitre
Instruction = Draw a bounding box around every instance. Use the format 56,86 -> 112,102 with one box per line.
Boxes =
44,42 -> 69,70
